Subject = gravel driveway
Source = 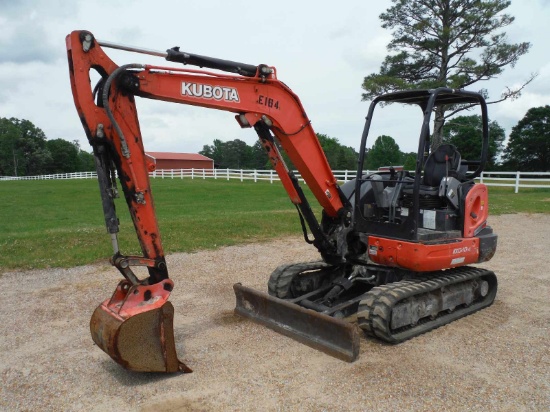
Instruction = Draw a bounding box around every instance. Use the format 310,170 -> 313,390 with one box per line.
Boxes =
1,214 -> 548,411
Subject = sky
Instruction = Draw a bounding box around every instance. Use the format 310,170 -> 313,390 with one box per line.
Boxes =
1,0 -> 549,156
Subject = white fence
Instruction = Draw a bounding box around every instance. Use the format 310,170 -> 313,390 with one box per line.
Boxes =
148,168 -> 360,183
479,171 -> 550,193
0,171 -> 98,181
2,169 -> 550,193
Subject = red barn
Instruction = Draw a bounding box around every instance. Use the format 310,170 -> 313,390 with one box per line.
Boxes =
145,152 -> 214,170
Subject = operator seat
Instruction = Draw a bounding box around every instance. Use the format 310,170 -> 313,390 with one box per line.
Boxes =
419,144 -> 461,196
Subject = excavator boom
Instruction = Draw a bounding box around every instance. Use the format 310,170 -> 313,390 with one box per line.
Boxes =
66,30 -> 351,372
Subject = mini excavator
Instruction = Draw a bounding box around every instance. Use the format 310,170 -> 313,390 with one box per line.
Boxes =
66,30 -> 498,372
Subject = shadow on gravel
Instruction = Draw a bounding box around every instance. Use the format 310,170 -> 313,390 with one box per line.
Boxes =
100,360 -> 186,386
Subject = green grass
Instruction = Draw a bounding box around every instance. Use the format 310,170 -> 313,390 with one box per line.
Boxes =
487,186 -> 550,215
0,179 -> 303,271
0,179 -> 548,271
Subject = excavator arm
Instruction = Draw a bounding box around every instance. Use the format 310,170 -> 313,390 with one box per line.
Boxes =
67,31 -> 348,259
66,30 -> 353,372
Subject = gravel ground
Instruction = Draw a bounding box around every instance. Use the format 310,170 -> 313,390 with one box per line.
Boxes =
1,213 -> 549,411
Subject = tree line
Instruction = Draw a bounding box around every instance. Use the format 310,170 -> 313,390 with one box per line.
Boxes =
1,107 -> 548,178
3,1 -> 548,176
198,108 -> 549,173
0,118 -> 94,176
199,134 -> 359,171
201,0 -> 544,174
1,0 -> 548,179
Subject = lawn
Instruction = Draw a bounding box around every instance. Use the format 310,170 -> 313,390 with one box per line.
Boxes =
0,179 -> 302,271
488,186 -> 550,214
0,179 -> 548,271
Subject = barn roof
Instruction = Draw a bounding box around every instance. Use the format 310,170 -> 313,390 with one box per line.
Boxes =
146,152 -> 213,161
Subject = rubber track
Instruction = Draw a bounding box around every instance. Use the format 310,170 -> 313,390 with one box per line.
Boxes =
267,261 -> 331,298
357,266 -> 497,343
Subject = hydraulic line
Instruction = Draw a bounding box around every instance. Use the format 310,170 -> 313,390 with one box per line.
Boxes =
101,64 -> 145,158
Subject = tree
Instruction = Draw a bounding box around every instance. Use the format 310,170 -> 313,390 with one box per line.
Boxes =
402,152 -> 417,171
222,139 -> 252,169
271,133 -> 358,171
442,115 -> 505,168
199,134 -> 358,170
362,0 -> 533,149
77,150 -> 95,172
0,117 -> 97,175
250,140 -> 271,169
335,144 -> 359,170
0,118 -> 19,175
502,106 -> 550,171
46,139 -> 80,173
316,134 -> 358,170
199,139 -> 225,167
365,135 -> 403,169
200,139 -> 254,168
0,117 -> 51,176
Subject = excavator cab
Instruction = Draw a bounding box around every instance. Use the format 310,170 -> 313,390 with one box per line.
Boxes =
238,88 -> 497,357
351,89 -> 492,246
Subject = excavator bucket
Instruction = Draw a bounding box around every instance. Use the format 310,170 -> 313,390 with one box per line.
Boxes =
90,279 -> 192,373
233,284 -> 360,362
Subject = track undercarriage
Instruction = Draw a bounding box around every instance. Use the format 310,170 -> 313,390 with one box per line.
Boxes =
356,266 -> 497,343
234,261 -> 497,359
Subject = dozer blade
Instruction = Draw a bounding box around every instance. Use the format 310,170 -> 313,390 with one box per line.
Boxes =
90,279 -> 192,373
233,283 -> 360,362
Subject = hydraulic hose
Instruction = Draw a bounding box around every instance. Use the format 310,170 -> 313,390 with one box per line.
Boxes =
101,63 -> 145,158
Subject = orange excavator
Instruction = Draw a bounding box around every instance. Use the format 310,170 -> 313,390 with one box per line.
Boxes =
66,30 -> 498,373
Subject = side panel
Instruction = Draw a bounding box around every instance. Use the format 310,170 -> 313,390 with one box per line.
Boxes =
367,236 -> 480,272
463,184 -> 489,237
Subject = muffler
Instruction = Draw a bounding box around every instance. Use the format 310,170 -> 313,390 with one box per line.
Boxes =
90,279 -> 191,373
233,283 -> 360,362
